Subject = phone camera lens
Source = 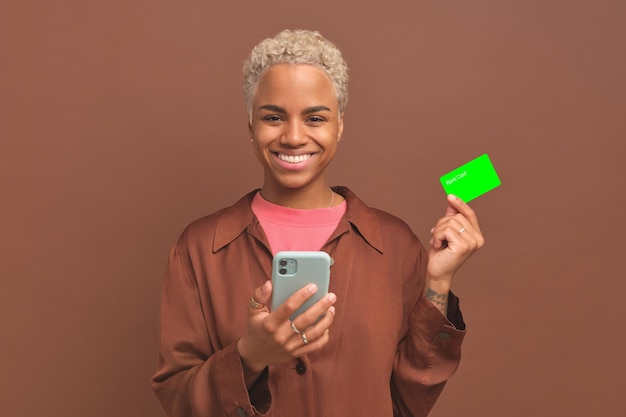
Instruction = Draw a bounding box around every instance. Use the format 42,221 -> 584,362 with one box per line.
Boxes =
279,268 -> 287,275
279,259 -> 288,266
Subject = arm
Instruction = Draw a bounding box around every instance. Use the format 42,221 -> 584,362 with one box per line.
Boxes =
152,242 -> 337,417
151,244 -> 268,417
390,242 -> 466,417
392,194 -> 484,416
391,293 -> 466,417
426,194 -> 485,316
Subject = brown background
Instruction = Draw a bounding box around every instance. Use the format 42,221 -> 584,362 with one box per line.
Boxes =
1,1 -> 625,416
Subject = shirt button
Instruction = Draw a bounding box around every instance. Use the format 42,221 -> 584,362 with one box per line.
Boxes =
438,331 -> 451,339
296,359 -> 307,375
236,407 -> 247,417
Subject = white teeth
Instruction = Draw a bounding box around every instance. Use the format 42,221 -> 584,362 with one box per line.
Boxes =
278,154 -> 311,163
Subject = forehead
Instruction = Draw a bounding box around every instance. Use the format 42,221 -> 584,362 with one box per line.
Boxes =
254,64 -> 338,109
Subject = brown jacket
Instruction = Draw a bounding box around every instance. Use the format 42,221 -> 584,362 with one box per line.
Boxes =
152,186 -> 465,417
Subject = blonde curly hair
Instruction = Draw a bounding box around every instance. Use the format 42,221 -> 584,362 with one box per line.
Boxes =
243,29 -> 349,117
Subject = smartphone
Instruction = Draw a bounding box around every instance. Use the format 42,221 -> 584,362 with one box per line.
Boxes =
271,251 -> 331,321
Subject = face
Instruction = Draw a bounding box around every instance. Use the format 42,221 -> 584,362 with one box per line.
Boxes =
249,64 -> 344,196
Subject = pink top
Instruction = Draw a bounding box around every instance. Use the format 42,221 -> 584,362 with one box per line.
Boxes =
251,191 -> 347,255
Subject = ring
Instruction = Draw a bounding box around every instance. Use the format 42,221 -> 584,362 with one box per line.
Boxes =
458,227 -> 466,235
301,332 -> 308,344
249,296 -> 264,309
290,321 -> 301,334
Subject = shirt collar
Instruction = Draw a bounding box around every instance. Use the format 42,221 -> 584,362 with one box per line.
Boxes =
212,187 -> 384,254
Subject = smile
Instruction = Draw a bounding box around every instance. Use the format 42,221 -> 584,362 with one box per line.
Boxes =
277,153 -> 312,164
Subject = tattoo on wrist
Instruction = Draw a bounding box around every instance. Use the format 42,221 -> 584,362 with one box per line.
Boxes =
426,288 -> 448,315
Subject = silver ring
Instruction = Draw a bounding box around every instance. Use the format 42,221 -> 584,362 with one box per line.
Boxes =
458,227 -> 466,235
301,332 -> 308,344
290,321 -> 301,335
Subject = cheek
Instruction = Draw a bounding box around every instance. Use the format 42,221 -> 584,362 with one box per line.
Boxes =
251,124 -> 279,142
325,129 -> 342,146
250,138 -> 274,166
251,140 -> 264,157
251,146 -> 268,169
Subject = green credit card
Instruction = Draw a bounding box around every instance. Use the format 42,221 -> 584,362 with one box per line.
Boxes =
439,154 -> 501,202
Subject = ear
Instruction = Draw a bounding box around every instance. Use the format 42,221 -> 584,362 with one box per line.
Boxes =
336,112 -> 344,142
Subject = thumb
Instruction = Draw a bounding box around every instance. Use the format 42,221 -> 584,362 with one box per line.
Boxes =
247,281 -> 272,315
249,280 -> 272,312
256,280 -> 272,304
443,194 -> 462,217
444,203 -> 458,217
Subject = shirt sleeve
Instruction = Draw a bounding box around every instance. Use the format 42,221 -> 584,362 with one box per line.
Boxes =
390,245 -> 466,417
151,242 -> 271,417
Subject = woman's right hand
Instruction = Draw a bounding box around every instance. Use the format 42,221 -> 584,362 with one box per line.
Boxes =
237,280 -> 336,386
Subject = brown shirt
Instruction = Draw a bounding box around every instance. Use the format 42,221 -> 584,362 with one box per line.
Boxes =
152,186 -> 465,417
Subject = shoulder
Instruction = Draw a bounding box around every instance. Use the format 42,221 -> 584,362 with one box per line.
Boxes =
175,191 -> 257,250
337,186 -> 421,250
370,206 -> 414,231
369,206 -> 421,250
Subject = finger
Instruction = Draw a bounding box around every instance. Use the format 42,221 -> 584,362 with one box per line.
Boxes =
249,280 -> 272,312
292,292 -> 337,330
447,211 -> 485,249
430,217 -> 470,248
443,201 -> 459,218
430,216 -> 463,247
284,294 -> 336,353
446,194 -> 481,232
274,302 -> 336,361
431,216 -> 484,253
270,284 -> 319,324
291,329 -> 332,358
431,202 -> 466,232
291,307 -> 335,354
305,304 -> 336,336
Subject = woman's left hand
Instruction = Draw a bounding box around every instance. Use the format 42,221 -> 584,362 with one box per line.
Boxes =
427,194 -> 485,285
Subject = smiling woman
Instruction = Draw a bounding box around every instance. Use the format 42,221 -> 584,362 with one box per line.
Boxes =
151,29 -> 485,417
250,64 -> 344,205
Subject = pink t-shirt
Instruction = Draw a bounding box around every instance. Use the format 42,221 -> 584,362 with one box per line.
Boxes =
251,192 -> 347,255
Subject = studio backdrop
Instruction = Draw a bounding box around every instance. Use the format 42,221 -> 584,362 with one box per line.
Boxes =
1,1 -> 624,416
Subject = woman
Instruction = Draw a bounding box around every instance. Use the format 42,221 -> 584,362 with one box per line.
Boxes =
152,29 -> 484,417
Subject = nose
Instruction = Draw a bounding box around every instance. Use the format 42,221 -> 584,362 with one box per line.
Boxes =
280,121 -> 307,146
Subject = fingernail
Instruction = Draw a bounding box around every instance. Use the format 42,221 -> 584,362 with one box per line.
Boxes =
329,306 -> 335,314
308,284 -> 318,293
328,293 -> 337,303
447,194 -> 457,201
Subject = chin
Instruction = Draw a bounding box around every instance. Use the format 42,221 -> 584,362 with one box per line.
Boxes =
272,175 -> 317,191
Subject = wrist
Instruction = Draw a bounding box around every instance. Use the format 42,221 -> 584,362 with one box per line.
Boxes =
425,274 -> 452,295
425,275 -> 451,316
237,338 -> 267,374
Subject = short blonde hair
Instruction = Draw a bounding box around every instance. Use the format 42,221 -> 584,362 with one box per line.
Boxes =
243,29 -> 349,116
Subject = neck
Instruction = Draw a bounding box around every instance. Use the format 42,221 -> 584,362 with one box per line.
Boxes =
259,185 -> 336,209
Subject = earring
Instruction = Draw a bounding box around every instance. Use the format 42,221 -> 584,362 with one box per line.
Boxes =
250,138 -> 254,142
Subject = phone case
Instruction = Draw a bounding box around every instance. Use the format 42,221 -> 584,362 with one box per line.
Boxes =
270,251 -> 331,321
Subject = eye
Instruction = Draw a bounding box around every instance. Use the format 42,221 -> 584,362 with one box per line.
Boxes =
263,115 -> 284,123
306,115 -> 326,124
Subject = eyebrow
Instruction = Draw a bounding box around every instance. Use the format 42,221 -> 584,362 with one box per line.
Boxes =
258,104 -> 332,115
